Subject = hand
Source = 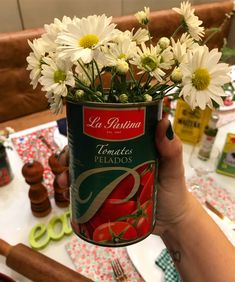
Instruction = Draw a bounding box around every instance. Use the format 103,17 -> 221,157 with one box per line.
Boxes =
152,117 -> 191,236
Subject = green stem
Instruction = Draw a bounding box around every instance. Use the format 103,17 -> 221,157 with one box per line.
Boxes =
120,74 -> 127,92
93,60 -> 104,93
171,23 -> 184,39
129,65 -> 139,88
91,60 -> 95,89
203,28 -> 221,45
77,60 -> 93,85
74,78 -> 94,95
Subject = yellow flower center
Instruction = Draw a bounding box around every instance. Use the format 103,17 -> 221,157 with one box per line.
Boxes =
141,55 -> 157,71
192,68 -> 211,90
118,53 -> 126,60
79,34 -> 99,49
54,69 -> 66,83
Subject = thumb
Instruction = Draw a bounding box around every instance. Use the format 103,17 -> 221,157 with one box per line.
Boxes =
155,118 -> 185,183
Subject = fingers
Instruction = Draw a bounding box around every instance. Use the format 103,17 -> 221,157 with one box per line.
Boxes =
56,146 -> 70,189
58,146 -> 69,167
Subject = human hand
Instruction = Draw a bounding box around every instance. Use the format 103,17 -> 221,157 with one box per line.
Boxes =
153,117 -> 191,236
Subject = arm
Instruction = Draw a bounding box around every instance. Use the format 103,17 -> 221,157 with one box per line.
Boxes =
153,118 -> 235,282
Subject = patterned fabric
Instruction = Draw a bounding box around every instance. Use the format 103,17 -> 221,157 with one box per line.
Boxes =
11,126 -> 59,196
187,175 -> 235,222
155,249 -> 181,282
65,236 -> 144,282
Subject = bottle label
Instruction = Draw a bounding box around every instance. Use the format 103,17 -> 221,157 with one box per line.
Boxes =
198,135 -> 215,159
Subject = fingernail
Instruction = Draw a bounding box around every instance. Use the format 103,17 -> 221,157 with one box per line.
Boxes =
166,121 -> 174,140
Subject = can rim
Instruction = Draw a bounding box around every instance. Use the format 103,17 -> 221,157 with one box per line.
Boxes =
66,98 -> 162,108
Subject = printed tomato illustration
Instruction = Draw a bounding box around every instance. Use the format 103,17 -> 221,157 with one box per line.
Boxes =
139,166 -> 155,204
127,200 -> 153,237
90,199 -> 137,229
93,221 -> 137,243
108,173 -> 135,199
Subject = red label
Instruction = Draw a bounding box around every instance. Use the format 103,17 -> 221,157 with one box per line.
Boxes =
83,107 -> 145,141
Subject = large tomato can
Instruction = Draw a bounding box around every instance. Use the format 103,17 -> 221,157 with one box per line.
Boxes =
66,100 -> 162,247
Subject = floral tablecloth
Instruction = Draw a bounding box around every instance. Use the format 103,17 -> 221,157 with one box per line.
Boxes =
187,175 -> 235,222
65,175 -> 235,281
65,236 -> 144,282
10,123 -> 235,281
11,126 -> 59,196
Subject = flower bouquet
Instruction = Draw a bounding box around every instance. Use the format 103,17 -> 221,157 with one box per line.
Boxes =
27,1 -> 231,247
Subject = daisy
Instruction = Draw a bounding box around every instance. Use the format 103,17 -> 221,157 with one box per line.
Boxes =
42,16 -> 74,51
179,46 -> 230,110
159,47 -> 174,70
56,14 -> 116,64
173,1 -> 204,41
132,43 -> 165,82
179,32 -> 195,49
46,91 -> 64,114
171,38 -> 188,65
39,57 -> 75,98
135,7 -> 150,25
26,38 -> 49,89
104,37 -> 137,66
131,28 -> 150,45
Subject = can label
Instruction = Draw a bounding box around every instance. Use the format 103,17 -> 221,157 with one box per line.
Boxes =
67,102 -> 160,246
83,107 -> 145,140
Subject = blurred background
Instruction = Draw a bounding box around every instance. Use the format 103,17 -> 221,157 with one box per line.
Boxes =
0,0 -> 232,32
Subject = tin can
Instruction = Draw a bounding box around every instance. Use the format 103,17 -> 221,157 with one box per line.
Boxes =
66,100 -> 162,247
0,145 -> 13,187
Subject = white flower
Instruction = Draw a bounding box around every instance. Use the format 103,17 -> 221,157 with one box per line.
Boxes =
26,38 -> 48,89
132,43 -> 165,81
135,7 -> 150,25
46,92 -> 64,114
171,38 -> 188,65
131,28 -> 150,44
159,47 -> 174,70
112,28 -> 149,45
39,57 -> 75,98
179,46 -> 230,109
42,16 -> 74,51
104,37 -> 137,66
26,5 -> 231,113
173,1 -> 204,41
56,14 -> 116,64
179,32 -> 195,49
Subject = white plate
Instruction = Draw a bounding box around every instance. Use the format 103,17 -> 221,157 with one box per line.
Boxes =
126,209 -> 235,282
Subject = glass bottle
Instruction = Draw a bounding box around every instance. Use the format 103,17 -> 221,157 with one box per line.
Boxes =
198,112 -> 219,160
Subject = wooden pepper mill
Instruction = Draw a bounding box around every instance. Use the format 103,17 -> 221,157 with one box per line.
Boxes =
48,152 -> 70,208
22,159 -> 51,217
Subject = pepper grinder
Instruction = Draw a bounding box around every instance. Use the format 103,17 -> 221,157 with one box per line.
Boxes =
22,159 -> 51,217
48,152 -> 70,208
